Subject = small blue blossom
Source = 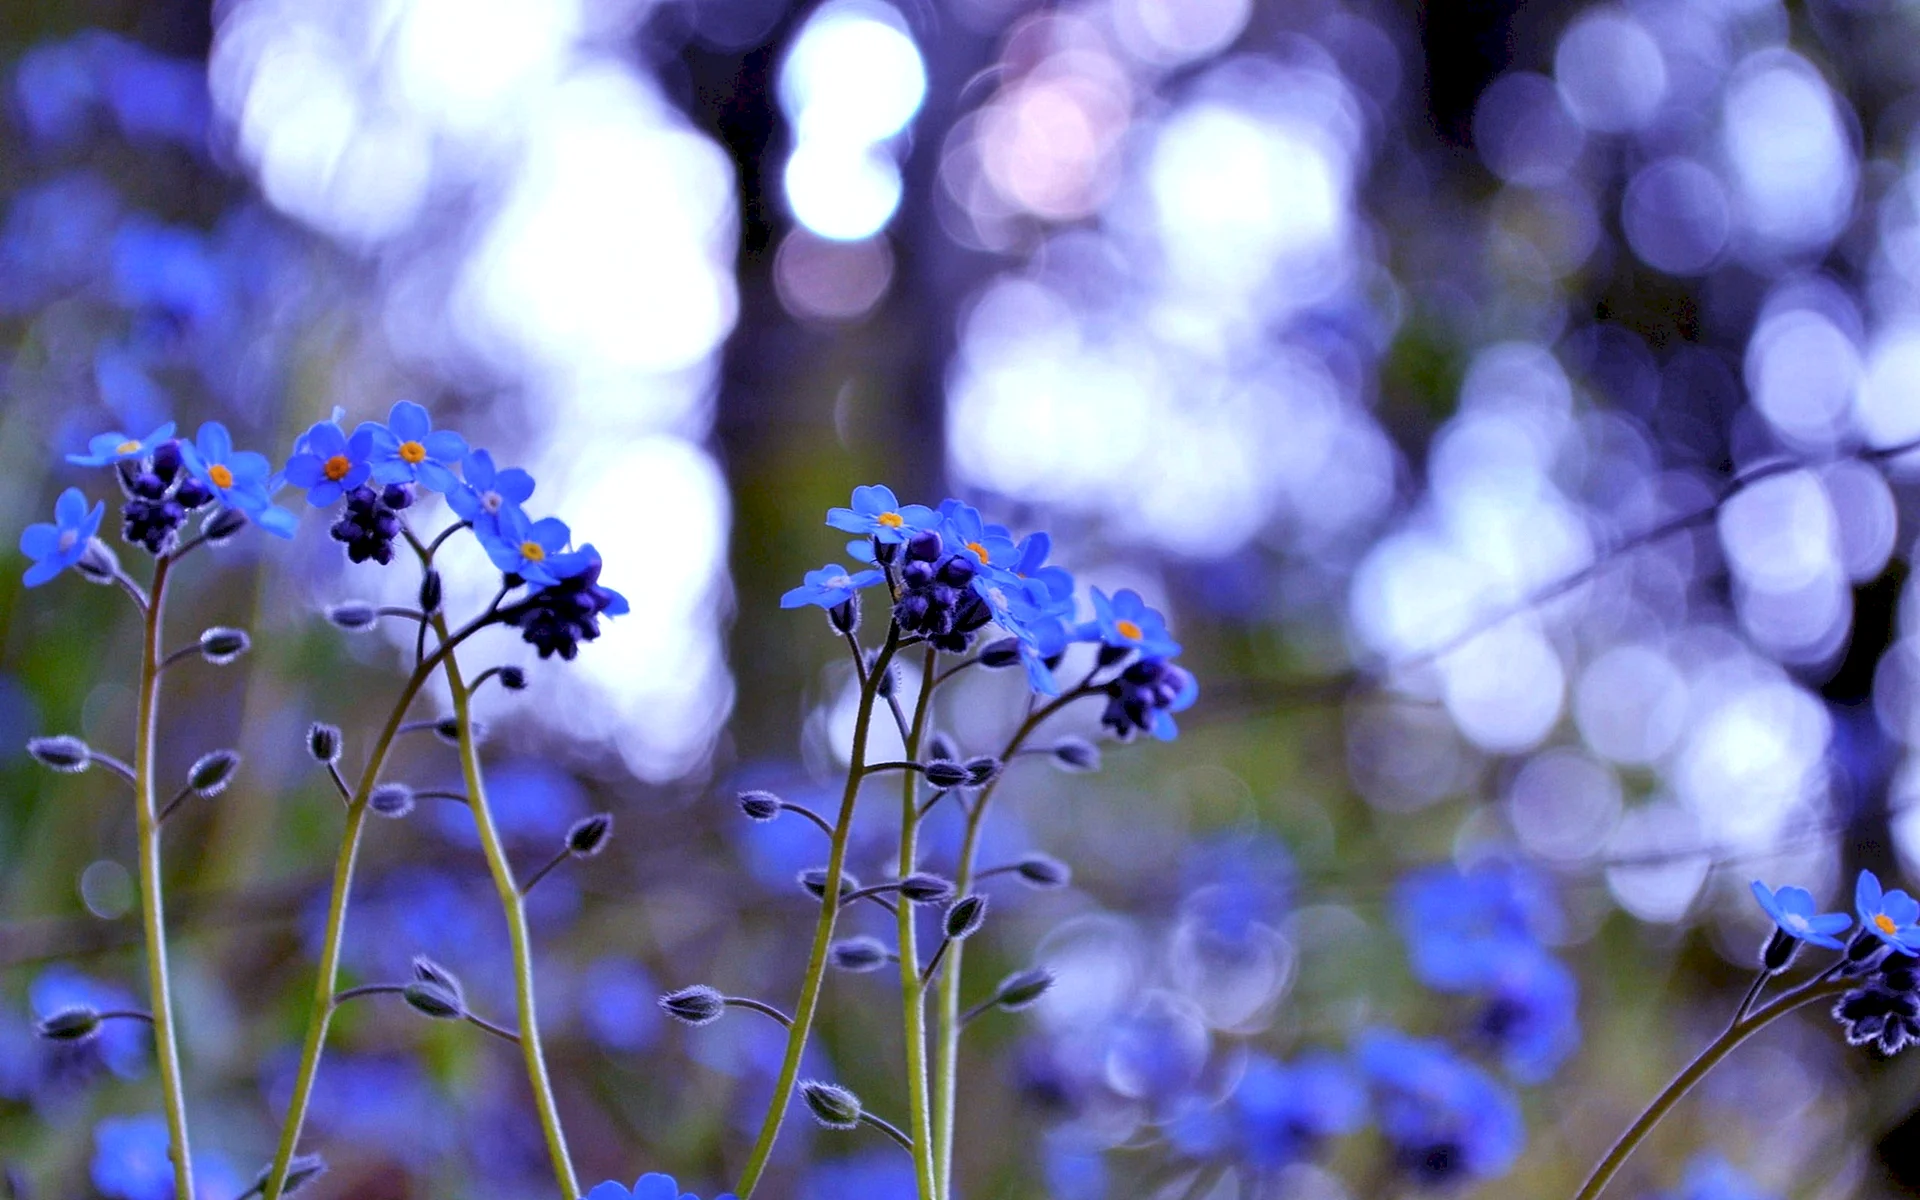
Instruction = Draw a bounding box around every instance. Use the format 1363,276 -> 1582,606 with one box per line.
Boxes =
1359,1028 -> 1523,1185
280,420 -> 374,507
1393,864 -> 1555,990
447,449 -> 535,537
1085,588 -> 1181,659
939,498 -> 1019,574
367,400 -> 467,492
19,487 -> 104,587
179,421 -> 296,538
781,563 -> 884,610
1855,870 -> 1920,955
1655,1154 -> 1779,1200
89,1114 -> 237,1200
826,484 -> 935,544
1009,531 -> 1076,607
1750,880 -> 1851,950
1478,948 -> 1580,1083
66,421 -> 175,467
584,1172 -> 738,1200
477,506 -> 574,587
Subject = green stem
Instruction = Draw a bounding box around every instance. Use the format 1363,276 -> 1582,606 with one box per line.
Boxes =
261,623 -> 491,1200
736,626 -> 901,1197
896,646 -> 940,1200
434,619 -> 579,1199
134,553 -> 194,1200
1571,976 -> 1853,1200
931,686 -> 1096,1198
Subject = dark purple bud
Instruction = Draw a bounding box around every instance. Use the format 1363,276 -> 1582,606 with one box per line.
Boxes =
739,790 -> 782,822
927,731 -> 961,763
944,894 -> 987,940
978,638 -> 1022,669
418,570 -> 443,616
800,1080 -> 862,1129
963,756 -> 1000,786
1015,854 -> 1071,889
198,627 -> 251,664
937,556 -> 975,587
187,750 -> 241,798
402,981 -> 464,1019
325,601 -> 379,631
566,813 -> 613,858
660,985 -> 726,1026
307,722 -> 342,765
369,782 -> 415,818
924,760 -> 969,789
201,506 -> 249,544
829,599 -> 858,635
898,873 -> 955,904
906,530 -> 943,562
35,1005 -> 102,1042
497,665 -> 528,690
829,937 -> 893,972
27,735 -> 92,773
993,967 -> 1054,1011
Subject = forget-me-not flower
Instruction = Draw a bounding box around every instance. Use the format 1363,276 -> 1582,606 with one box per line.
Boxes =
477,506 -> 573,586
280,419 -> 374,507
368,401 -> 466,492
1359,1028 -> 1523,1185
782,563 -> 884,610
447,449 -> 534,537
1086,588 -> 1182,659
584,1173 -> 737,1200
1750,881 -> 1851,950
939,499 -> 1018,574
66,421 -> 174,467
1856,870 -> 1920,955
20,487 -> 104,586
826,484 -> 935,544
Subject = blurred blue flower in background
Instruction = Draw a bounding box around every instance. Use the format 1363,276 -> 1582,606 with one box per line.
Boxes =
1649,1154 -> 1779,1200
577,957 -> 664,1053
30,967 -> 147,1080
1180,833 -> 1294,956
67,420 -> 175,467
1169,1051 -> 1366,1169
586,1172 -> 736,1200
799,1151 -> 914,1200
1358,1028 -> 1523,1185
90,1114 -> 239,1200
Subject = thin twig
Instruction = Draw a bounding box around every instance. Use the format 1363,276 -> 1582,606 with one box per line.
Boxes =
723,997 -> 795,1027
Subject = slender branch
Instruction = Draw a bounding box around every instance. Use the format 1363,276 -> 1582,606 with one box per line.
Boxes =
157,643 -> 203,671
920,936 -> 953,987
736,625 -> 902,1197
414,790 -> 469,806
897,644 -> 940,1199
844,631 -> 868,690
778,799 -> 836,838
465,1012 -> 522,1045
1728,970 -> 1769,1029
838,882 -> 911,910
132,551 -> 194,1200
90,751 -> 138,786
396,718 -> 450,738
863,761 -> 926,776
860,1110 -> 917,1155
325,764 -> 352,805
155,784 -> 195,827
1570,974 -> 1853,1200
331,984 -> 522,1045
97,1009 -> 157,1027
168,531 -> 209,561
929,657 -> 981,689
723,997 -> 795,1027
424,520 -> 472,562
108,565 -> 150,612
376,606 -> 427,624
520,847 -> 571,896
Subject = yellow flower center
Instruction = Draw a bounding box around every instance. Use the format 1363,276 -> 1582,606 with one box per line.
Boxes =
968,540 -> 990,563
1876,913 -> 1898,936
115,439 -> 141,454
399,440 -> 427,464
1116,618 -> 1143,642
323,454 -> 352,481
208,464 -> 234,489
520,541 -> 546,562
876,511 -> 905,529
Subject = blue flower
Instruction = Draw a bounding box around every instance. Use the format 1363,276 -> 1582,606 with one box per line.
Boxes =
477,506 -> 574,586
1234,1052 -> 1366,1167
1478,948 -> 1580,1083
447,449 -> 535,536
178,421 -> 270,514
1009,531 -> 1076,607
506,546 -> 628,660
367,401 -> 466,492
781,563 -> 884,610
280,420 -> 374,507
1358,1028 -> 1523,1185
1855,870 -> 1920,955
19,487 -> 104,586
1392,864 -> 1553,991
1086,588 -> 1181,659
939,499 -> 1019,575
1099,657 -> 1196,741
66,421 -> 175,467
91,1115 -> 173,1200
1660,1154 -> 1779,1200
977,576 -> 1070,694
825,484 -> 935,544
583,1173 -> 737,1200
1750,881 -> 1851,950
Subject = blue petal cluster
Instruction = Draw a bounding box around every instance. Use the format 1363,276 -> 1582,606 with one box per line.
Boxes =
1749,880 -> 1850,950
1358,1028 -> 1523,1186
584,1172 -> 736,1200
1392,864 -> 1579,1083
790,485 -> 1198,731
1652,1154 -> 1779,1200
1169,1052 -> 1366,1169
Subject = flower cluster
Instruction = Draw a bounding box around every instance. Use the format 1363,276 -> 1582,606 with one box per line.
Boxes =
29,401 -> 626,661
1751,871 -> 1920,1055
784,485 -> 1196,737
1393,864 -> 1580,1083
1357,1029 -> 1523,1186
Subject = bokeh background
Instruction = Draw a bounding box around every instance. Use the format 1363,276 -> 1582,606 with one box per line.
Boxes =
6,0 -> 1920,1196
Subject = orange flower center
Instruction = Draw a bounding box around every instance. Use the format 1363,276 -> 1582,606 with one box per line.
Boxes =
968,540 -> 990,563
323,454 -> 352,481
399,440 -> 427,464
876,511 -> 905,529
208,464 -> 234,489
115,439 -> 142,454
1876,913 -> 1898,936
520,541 -> 546,562
1115,618 -> 1143,642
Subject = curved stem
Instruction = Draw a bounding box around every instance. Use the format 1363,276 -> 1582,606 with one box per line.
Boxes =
896,645 -> 940,1200
723,997 -> 795,1027
133,552 -> 195,1200
931,685 -> 1098,1197
860,1110 -> 917,1155
261,619 -> 495,1200
1571,976 -> 1852,1200
735,626 -> 901,1197
434,621 -> 578,1199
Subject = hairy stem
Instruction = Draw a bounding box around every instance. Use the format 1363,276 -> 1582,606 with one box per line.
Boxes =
1571,975 -> 1852,1200
434,619 -> 578,1199
896,646 -> 940,1200
735,626 -> 901,1197
133,553 -> 194,1200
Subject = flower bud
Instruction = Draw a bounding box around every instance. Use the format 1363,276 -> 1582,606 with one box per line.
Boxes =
978,638 -> 1022,669
369,782 -> 416,818
1015,853 -> 1071,889
27,735 -> 92,773
927,731 -> 961,763
873,661 -> 896,697
566,813 -> 613,858
432,717 -> 465,746
187,750 -> 241,798
738,790 -> 782,822
829,599 -> 858,635
1049,737 -> 1100,773
418,569 -> 443,617
801,868 -> 860,900
401,980 -> 464,1020
963,756 -> 1001,786
201,506 -> 248,545
800,1080 -> 863,1130
924,760 -> 969,789
325,601 -> 379,631
1096,643 -> 1131,667
197,627 -> 251,665
829,937 -> 893,973
245,1155 -> 328,1198
75,538 -> 121,585
898,874 -> 955,904
993,967 -> 1055,1011
497,665 -> 528,690
1761,927 -> 1799,975
306,723 -> 342,765
412,956 -> 465,1007
35,1005 -> 102,1043
944,894 -> 988,940
659,985 -> 726,1027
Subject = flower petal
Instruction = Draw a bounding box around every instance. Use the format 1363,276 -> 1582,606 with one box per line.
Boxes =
495,467 -> 535,504
197,421 -> 233,464
54,487 -> 88,527
387,401 -> 430,441
422,429 -> 467,462
283,455 -> 327,488
19,523 -> 59,559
